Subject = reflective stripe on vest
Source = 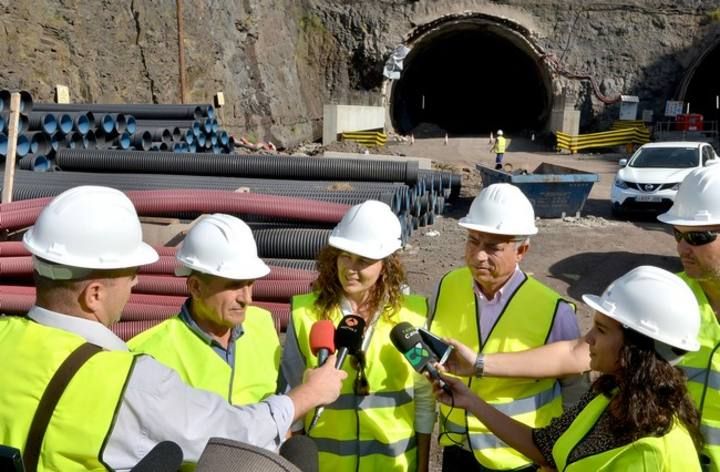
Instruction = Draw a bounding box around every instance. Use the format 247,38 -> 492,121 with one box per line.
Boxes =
430,267 -> 567,470
676,272 -> 720,468
128,306 -> 280,405
0,316 -> 134,471
291,292 -> 427,472
552,391 -> 701,471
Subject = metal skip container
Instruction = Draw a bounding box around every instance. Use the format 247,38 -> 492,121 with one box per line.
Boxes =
477,163 -> 600,218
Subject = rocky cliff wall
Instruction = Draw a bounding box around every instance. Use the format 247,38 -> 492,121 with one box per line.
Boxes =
0,0 -> 718,146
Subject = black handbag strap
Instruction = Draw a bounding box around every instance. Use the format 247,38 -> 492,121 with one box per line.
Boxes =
23,343 -> 103,471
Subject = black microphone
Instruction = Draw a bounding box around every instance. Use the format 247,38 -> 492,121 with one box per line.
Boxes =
333,314 -> 365,369
308,314 -> 365,432
279,436 -> 319,472
130,441 -> 184,472
390,322 -> 451,393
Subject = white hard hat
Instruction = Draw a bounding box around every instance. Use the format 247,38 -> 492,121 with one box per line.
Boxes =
176,214 -> 270,280
328,200 -> 402,260
458,184 -> 538,236
582,266 -> 700,352
658,165 -> 720,226
497,130 -> 503,136
23,186 -> 158,275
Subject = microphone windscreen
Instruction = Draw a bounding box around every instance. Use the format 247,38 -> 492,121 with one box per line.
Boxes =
390,322 -> 422,352
310,320 -> 336,356
131,441 -> 184,472
334,314 -> 365,354
279,435 -> 319,472
390,322 -> 435,373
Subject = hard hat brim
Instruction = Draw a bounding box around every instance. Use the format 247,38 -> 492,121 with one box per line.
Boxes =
582,293 -> 700,352
656,211 -> 718,226
328,235 -> 401,260
24,234 -> 159,270
175,259 -> 271,280
458,218 -> 538,236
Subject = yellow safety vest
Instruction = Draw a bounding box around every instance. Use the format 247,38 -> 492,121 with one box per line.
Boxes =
552,391 -> 701,471
0,316 -> 135,471
291,292 -> 427,472
677,272 -> 720,471
128,306 -> 280,405
430,267 -> 567,470
494,136 -> 506,154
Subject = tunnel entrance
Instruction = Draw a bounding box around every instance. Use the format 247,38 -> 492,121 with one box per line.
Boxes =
682,42 -> 720,125
390,18 -> 552,136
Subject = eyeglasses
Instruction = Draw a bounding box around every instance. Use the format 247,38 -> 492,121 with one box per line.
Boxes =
349,351 -> 369,396
673,228 -> 720,246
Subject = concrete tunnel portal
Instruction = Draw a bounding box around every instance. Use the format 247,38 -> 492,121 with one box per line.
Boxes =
390,18 -> 553,137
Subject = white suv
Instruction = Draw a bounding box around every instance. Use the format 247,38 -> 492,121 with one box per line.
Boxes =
611,141 -> 718,216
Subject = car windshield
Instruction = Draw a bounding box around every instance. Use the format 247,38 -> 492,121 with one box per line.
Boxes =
630,147 -> 698,168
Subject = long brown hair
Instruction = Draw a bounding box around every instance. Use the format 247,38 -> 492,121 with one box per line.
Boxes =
593,328 -> 703,450
312,245 -> 406,320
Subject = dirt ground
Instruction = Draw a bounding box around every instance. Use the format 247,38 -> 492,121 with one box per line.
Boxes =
393,135 -> 681,335
389,135 -> 681,471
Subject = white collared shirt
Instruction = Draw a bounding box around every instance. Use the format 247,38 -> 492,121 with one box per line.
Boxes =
26,306 -> 294,471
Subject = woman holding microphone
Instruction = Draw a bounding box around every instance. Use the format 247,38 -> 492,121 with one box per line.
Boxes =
434,266 -> 703,470
280,200 -> 434,472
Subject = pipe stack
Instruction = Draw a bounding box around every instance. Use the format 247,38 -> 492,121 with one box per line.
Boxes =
8,101 -> 230,172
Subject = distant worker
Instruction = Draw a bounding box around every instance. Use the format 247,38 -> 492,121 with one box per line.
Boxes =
129,214 -> 281,406
428,183 -> 584,472
434,266 -> 703,470
0,186 -> 345,470
491,129 -> 506,170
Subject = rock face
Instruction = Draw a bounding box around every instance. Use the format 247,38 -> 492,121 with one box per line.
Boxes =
0,0 -> 718,147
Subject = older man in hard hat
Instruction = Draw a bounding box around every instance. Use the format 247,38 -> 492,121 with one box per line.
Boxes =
129,214 -> 280,405
428,183 -> 583,472
441,164 -> 720,470
0,186 -> 346,471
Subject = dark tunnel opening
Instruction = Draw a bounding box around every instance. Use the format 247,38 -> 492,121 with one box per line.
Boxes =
684,43 -> 720,125
390,25 -> 551,136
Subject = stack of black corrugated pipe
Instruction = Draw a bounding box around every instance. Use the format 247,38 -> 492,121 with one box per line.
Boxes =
12,101 -> 231,172
1,150 -> 462,337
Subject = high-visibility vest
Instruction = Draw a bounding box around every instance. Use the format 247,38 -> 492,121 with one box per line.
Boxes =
0,316 -> 135,471
291,292 -> 427,472
677,272 -> 720,470
128,306 -> 280,405
552,391 -> 701,471
494,136 -> 506,154
430,267 -> 567,470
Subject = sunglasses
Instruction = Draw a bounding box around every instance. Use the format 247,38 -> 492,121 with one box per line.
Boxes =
673,228 -> 720,246
349,352 -> 370,396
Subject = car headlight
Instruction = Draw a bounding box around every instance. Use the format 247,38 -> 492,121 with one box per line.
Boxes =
670,183 -> 681,191
614,178 -> 628,189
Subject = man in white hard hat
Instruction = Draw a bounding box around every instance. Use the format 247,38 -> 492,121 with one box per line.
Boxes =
440,164 -> 720,469
0,186 -> 346,471
428,183 -> 582,472
490,129 -> 506,170
129,214 -> 281,406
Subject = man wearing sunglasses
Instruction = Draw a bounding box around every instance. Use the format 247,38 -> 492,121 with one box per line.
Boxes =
441,165 -> 720,471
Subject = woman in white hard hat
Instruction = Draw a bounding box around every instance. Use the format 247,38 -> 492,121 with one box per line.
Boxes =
280,200 -> 433,472
434,266 -> 703,470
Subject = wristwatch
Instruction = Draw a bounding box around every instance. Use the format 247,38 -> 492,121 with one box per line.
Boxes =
474,353 -> 485,378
